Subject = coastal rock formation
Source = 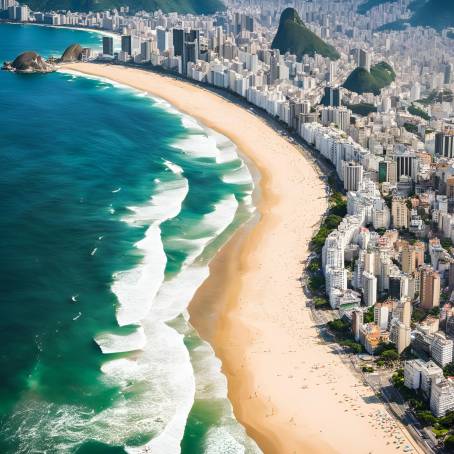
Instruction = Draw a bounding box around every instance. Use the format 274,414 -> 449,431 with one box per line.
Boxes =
2,51 -> 55,73
271,7 -> 340,61
60,43 -> 83,63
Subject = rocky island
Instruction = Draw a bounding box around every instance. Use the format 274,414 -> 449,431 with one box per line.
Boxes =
2,51 -> 56,73
2,43 -> 84,73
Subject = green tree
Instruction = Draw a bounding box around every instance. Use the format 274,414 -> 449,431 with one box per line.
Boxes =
416,410 -> 437,426
443,362 -> 454,378
381,350 -> 399,362
442,238 -> 453,250
324,214 -> 343,230
313,297 -> 329,309
445,435 -> 454,450
364,306 -> 375,323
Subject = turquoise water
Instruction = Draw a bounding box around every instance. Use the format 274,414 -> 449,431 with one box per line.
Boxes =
0,23 -> 260,453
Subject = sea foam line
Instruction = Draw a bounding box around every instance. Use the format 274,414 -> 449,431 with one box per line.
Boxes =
112,175 -> 189,327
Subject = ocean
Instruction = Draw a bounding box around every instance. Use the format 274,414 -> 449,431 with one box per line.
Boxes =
0,23 -> 261,454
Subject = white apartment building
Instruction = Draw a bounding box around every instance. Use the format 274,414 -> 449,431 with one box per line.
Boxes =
362,271 -> 377,307
404,359 -> 443,396
431,378 -> 454,417
431,333 -> 454,368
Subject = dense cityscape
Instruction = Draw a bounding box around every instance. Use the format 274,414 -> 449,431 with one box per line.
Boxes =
3,0 -> 454,450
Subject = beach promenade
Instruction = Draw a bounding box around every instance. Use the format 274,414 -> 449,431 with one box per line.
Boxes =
65,63 -> 424,454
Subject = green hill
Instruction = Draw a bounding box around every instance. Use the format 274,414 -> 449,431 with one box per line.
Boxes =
365,0 -> 454,30
24,0 -> 224,14
357,0 -> 397,15
343,62 -> 396,95
376,20 -> 409,32
410,0 -> 454,30
271,8 -> 340,61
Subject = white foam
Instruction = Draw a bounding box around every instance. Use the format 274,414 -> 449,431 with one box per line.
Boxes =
192,341 -> 227,400
59,69 -> 140,95
163,160 -> 183,175
164,194 -> 238,268
113,225 -> 167,327
189,335 -> 263,454
203,427 -> 246,454
166,237 -> 209,268
221,163 -> 253,185
150,266 -> 210,322
181,114 -> 204,131
6,321 -> 196,453
152,97 -> 181,116
123,178 -> 188,226
200,194 -> 239,237
103,320 -> 195,454
172,134 -> 219,159
95,326 -> 146,354
216,143 -> 240,164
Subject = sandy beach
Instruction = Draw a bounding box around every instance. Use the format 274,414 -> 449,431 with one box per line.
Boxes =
65,63 -> 423,454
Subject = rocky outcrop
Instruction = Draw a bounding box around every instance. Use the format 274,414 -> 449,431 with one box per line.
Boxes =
2,51 -> 56,73
59,44 -> 83,63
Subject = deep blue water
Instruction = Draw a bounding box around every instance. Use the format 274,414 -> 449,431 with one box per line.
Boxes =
0,23 -> 260,454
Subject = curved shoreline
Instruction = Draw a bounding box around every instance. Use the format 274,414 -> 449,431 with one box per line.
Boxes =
1,20 -> 119,40
64,63 -> 423,454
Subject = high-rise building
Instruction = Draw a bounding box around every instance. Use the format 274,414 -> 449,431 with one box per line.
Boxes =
414,241 -> 425,268
410,82 -> 421,101
156,27 -> 170,53
362,271 -> 377,307
321,106 -> 350,131
214,26 -> 224,57
395,153 -> 417,181
16,5 -> 29,22
358,49 -> 371,72
121,35 -> 132,55
435,131 -> 454,158
397,297 -> 412,327
102,36 -> 114,56
378,160 -> 397,184
445,63 -> 453,85
322,86 -> 342,107
342,161 -> 363,192
352,309 -> 363,342
172,28 -> 184,57
0,0 -> 15,11
404,359 -> 443,395
401,242 -> 416,274
234,13 -> 255,34
183,39 -> 198,75
374,302 -> 391,330
430,378 -> 454,417
389,275 -> 405,299
420,266 -> 441,310
431,333 -> 453,367
171,29 -> 200,75
141,40 -> 151,62
391,197 -> 409,229
397,322 -> 411,354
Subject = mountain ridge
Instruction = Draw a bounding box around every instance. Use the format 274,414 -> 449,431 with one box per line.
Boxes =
358,0 -> 454,30
23,0 -> 225,14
